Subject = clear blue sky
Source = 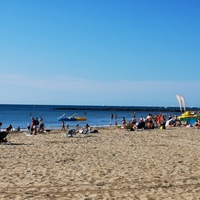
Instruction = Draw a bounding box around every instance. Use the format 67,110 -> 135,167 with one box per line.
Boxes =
0,0 -> 199,107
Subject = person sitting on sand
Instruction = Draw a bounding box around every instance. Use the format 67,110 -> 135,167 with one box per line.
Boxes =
175,119 -> 182,127
145,114 -> 154,129
89,127 -> 98,133
6,124 -> 13,132
85,123 -> 90,130
194,120 -> 200,128
123,122 -> 133,130
156,114 -> 166,129
145,120 -> 154,129
122,117 -> 126,127
83,123 -> 90,134
135,118 -> 145,130
0,122 -> 10,143
0,131 -> 9,142
66,129 -> 76,137
183,121 -> 190,127
169,115 -> 178,127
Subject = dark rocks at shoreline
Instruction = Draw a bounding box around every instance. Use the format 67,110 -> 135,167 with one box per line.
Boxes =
53,106 -> 198,112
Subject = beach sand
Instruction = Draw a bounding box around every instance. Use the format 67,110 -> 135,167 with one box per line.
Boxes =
1,127 -> 200,199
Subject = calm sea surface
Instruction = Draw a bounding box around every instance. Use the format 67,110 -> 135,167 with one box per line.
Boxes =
0,104 -> 182,130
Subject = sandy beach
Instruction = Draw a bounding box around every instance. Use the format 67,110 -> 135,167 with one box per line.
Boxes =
1,126 -> 200,199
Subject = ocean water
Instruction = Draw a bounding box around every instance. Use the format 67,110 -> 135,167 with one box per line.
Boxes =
0,104 -> 182,130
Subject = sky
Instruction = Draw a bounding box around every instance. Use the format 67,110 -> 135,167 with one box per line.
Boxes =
0,0 -> 200,107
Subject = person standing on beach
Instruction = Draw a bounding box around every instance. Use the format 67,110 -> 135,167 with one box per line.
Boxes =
27,124 -> 31,133
38,117 -> 45,132
61,121 -> 65,130
31,117 -> 37,135
131,116 -> 137,126
122,117 -> 126,127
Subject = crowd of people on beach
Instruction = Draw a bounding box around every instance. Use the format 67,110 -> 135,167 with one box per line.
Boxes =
119,113 -> 200,131
27,117 -> 45,135
64,123 -> 99,137
0,116 -> 47,142
1,111 -> 200,143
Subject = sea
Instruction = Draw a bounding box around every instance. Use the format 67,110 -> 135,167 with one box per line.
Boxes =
0,104 -> 193,131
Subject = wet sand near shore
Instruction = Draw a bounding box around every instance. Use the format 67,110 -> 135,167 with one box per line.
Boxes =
1,127 -> 200,199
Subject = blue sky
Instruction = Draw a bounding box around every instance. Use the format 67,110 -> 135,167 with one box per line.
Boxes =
0,0 -> 199,107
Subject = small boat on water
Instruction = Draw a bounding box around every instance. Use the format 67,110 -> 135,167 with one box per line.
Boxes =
178,111 -> 200,125
57,114 -> 87,121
